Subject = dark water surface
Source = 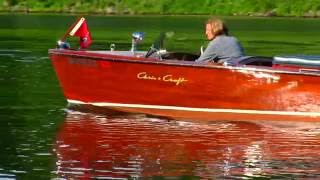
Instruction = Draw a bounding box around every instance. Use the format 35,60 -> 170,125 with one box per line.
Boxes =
1,14 -> 320,179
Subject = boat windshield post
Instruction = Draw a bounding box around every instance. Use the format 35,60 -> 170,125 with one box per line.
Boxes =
131,32 -> 145,53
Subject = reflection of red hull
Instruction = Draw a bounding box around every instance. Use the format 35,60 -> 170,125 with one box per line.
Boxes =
54,113 -> 320,178
49,49 -> 320,121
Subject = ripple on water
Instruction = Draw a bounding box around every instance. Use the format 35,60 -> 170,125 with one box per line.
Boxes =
14,59 -> 36,63
0,49 -> 29,59
34,153 -> 52,156
0,54 -> 15,58
9,170 -> 27,174
0,49 -> 31,53
0,173 -> 16,180
0,49 -> 47,64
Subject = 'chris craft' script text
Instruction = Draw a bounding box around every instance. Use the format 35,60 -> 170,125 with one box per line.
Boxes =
137,72 -> 188,85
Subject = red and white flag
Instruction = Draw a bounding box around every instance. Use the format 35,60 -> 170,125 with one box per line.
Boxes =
68,17 -> 92,49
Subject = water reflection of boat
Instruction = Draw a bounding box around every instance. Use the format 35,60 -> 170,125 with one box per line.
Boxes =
53,111 -> 320,179
48,18 -> 320,121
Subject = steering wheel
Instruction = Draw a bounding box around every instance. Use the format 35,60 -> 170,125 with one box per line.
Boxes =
145,46 -> 158,58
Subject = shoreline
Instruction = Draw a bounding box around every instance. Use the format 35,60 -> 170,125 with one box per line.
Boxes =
1,10 -> 320,19
2,0 -> 320,18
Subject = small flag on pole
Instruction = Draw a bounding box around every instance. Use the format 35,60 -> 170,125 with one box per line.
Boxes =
68,17 -> 92,49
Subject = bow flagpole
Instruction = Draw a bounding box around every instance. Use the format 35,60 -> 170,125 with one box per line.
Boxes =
59,17 -> 92,49
60,17 -> 82,41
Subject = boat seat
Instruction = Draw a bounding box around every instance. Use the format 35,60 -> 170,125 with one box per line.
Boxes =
226,56 -> 274,67
161,52 -> 199,61
273,56 -> 320,67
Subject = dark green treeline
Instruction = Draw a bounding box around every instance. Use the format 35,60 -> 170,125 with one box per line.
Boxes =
1,0 -> 320,17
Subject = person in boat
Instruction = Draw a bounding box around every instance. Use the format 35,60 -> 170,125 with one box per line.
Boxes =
195,17 -> 244,64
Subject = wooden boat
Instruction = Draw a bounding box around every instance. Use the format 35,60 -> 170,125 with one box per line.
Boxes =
49,47 -> 320,121
49,18 -> 320,122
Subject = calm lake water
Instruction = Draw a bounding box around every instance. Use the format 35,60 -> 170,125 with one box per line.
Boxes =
1,14 -> 320,179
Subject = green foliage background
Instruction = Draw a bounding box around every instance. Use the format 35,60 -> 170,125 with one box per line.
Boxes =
1,0 -> 320,17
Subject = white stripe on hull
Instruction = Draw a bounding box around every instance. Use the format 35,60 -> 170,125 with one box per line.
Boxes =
67,99 -> 320,117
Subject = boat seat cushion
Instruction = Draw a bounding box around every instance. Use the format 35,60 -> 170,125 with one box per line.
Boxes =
226,56 -> 273,66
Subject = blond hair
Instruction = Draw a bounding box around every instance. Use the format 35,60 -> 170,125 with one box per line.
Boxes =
206,17 -> 229,36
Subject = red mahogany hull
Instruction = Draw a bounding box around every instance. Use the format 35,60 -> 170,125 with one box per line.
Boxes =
49,49 -> 320,121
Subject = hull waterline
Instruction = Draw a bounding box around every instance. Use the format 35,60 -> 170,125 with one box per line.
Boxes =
67,99 -> 320,122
